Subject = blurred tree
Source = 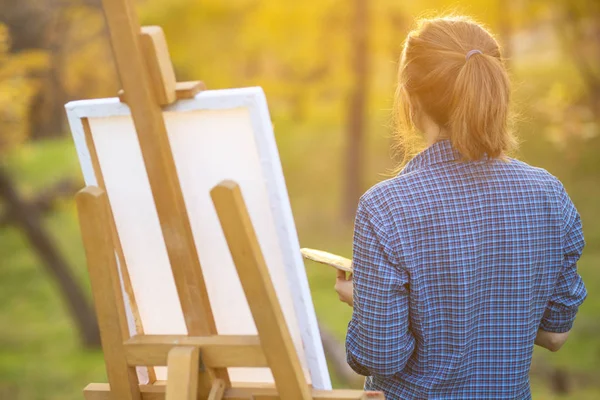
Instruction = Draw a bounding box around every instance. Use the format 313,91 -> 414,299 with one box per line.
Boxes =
0,2 -> 106,347
0,166 -> 100,347
343,0 -> 369,222
0,0 -> 112,141
318,319 -> 363,387
0,23 -> 47,152
497,0 -> 513,66
0,0 -> 69,139
518,0 -> 600,184
556,0 -> 600,116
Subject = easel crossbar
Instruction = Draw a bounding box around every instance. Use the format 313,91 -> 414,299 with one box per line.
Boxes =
124,335 -> 267,367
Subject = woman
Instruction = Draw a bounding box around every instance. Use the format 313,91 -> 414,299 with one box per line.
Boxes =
334,16 -> 587,399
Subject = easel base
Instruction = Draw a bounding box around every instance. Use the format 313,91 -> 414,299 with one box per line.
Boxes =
84,382 -> 384,400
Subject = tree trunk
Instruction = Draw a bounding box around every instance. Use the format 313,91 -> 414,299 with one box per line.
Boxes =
388,11 -> 407,167
0,178 -> 79,226
0,167 -> 100,347
343,0 -> 369,223
559,1 -> 600,117
550,368 -> 571,395
497,0 -> 513,68
318,320 -> 363,388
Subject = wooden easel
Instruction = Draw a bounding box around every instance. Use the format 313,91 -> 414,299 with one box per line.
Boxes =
75,0 -> 384,399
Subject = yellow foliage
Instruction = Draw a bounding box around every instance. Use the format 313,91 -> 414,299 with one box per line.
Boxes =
0,24 -> 49,153
0,0 -> 594,153
61,5 -> 118,99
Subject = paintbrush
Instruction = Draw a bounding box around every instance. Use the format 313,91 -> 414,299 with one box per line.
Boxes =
300,248 -> 353,274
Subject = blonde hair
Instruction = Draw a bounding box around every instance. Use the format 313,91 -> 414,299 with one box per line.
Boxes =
393,15 -> 516,167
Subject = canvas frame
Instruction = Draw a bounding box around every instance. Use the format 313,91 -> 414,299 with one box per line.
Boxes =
65,87 -> 331,390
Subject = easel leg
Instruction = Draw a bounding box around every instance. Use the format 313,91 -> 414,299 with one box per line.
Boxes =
211,181 -> 312,400
76,186 -> 141,400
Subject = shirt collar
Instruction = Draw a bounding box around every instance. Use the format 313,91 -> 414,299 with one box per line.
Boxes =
401,140 -> 461,174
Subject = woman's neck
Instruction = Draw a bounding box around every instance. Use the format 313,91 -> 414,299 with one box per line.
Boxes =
415,110 -> 448,146
424,126 -> 448,147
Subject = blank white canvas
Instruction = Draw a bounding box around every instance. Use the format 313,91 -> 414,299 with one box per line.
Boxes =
65,87 -> 331,389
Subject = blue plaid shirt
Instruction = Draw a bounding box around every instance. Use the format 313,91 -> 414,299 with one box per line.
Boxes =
346,140 -> 587,399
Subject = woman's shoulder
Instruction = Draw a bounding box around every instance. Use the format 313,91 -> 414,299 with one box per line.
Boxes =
360,159 -> 567,212
503,157 -> 565,190
358,175 -> 414,219
360,177 -> 401,206
360,165 -> 443,206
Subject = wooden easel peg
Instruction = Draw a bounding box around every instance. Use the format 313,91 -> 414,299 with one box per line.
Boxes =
116,25 -> 206,104
118,81 -> 206,104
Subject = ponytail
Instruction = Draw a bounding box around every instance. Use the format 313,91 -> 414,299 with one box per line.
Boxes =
450,52 -> 513,160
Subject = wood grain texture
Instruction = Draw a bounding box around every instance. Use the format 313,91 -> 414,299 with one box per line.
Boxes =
84,383 -> 161,400
124,335 -> 267,367
84,383 -> 385,400
76,187 -> 141,400
211,180 -> 311,400
300,248 -> 353,273
175,81 -> 206,98
117,81 -> 205,103
100,0 -> 228,390
139,26 -> 176,105
208,379 -> 227,400
165,347 -> 199,400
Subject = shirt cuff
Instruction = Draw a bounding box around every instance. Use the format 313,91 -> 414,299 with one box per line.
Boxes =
346,343 -> 371,376
345,321 -> 371,376
539,307 -> 577,333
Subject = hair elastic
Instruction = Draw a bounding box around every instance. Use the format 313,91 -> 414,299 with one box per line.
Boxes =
465,49 -> 483,60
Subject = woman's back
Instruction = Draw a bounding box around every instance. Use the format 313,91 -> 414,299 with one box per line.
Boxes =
346,140 -> 585,398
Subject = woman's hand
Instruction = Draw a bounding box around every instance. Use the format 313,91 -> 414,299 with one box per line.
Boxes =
334,269 -> 353,307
